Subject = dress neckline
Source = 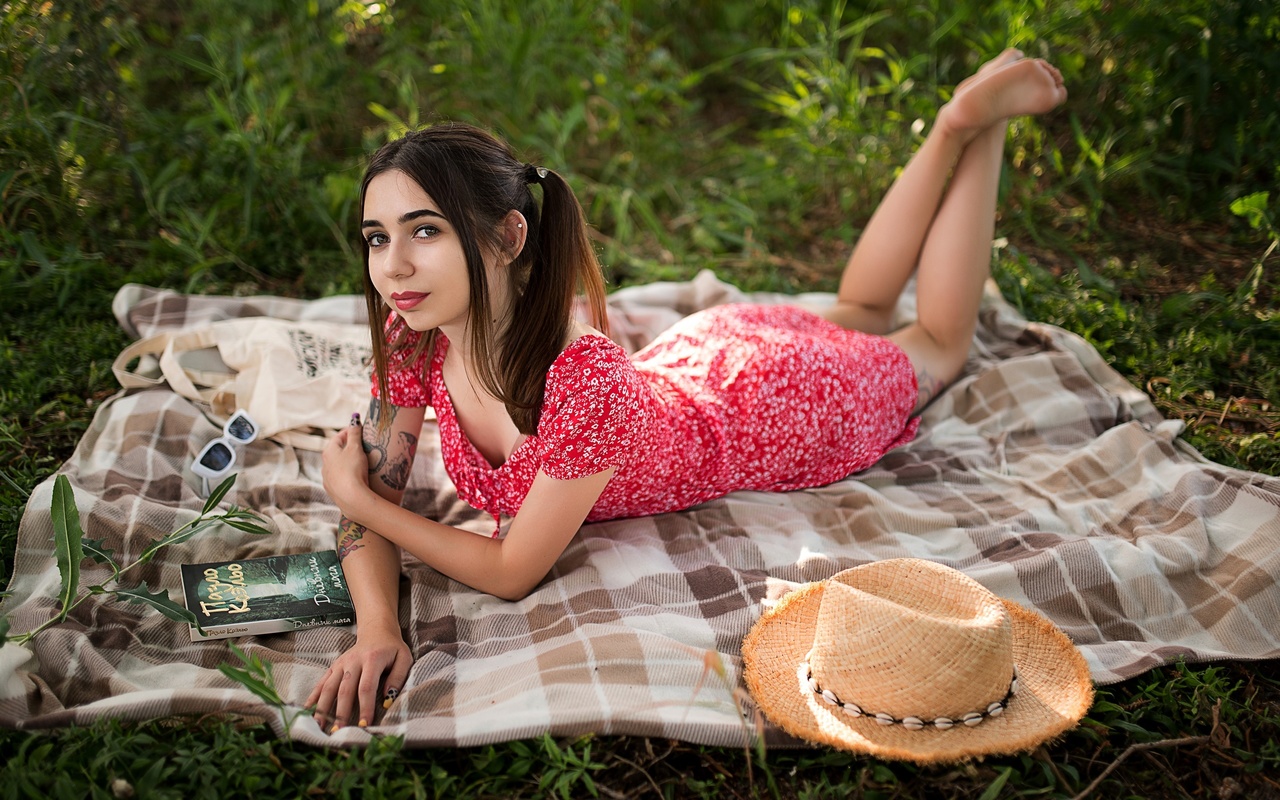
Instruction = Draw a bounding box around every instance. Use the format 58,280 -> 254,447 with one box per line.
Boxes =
432,332 -> 617,473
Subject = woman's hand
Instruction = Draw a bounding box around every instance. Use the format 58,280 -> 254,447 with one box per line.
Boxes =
305,623 -> 413,731
322,425 -> 372,510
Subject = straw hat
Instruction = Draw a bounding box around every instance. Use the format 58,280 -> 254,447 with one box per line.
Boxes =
741,559 -> 1094,764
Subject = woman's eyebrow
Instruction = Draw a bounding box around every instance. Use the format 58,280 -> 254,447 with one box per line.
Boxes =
361,208 -> 446,229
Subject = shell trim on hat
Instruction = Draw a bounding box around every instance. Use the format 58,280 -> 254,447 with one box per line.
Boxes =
800,661 -> 1020,731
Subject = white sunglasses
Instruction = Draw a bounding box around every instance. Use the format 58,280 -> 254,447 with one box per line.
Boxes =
192,409 -> 259,496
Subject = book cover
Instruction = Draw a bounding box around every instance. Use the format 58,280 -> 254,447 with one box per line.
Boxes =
180,550 -> 356,641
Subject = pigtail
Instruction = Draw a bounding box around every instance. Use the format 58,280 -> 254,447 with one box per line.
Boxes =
500,168 -> 609,434
542,170 -> 611,338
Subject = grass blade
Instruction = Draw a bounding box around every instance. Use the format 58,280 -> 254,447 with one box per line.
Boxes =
977,766 -> 1013,800
50,475 -> 85,620
219,642 -> 286,707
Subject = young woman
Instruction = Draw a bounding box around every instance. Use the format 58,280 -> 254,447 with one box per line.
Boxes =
307,49 -> 1067,730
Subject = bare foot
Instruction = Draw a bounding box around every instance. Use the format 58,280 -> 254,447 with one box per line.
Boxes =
936,58 -> 1067,145
953,48 -> 1024,95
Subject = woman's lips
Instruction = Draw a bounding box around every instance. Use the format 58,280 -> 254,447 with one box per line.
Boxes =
392,291 -> 428,311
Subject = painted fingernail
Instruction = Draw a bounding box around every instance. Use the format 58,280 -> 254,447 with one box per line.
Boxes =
358,718 -> 368,728
330,723 -> 340,733
350,412 -> 361,427
382,687 -> 399,709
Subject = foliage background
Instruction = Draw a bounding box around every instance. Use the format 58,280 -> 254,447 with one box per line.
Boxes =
1,0 -> 1278,797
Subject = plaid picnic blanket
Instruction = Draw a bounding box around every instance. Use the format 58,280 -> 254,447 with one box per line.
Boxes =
3,272 -> 1278,747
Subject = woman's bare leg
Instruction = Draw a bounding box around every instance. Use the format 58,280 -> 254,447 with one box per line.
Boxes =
886,120 -> 1007,406
822,54 -> 1067,410
821,49 -> 1024,336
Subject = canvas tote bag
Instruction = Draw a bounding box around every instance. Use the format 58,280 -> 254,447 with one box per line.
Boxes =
112,318 -> 373,450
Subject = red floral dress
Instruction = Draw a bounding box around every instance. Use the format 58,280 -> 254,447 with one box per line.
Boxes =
374,304 -> 919,534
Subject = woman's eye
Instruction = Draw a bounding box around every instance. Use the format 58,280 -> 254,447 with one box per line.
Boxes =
366,232 -> 389,247
413,225 -> 439,239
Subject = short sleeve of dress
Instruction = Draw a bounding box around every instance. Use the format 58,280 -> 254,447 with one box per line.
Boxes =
537,338 -> 650,482
370,312 -> 432,408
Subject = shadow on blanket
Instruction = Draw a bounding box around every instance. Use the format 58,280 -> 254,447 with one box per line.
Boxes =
2,271 -> 1278,748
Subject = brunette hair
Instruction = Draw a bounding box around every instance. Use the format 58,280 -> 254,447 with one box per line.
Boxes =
361,123 -> 609,434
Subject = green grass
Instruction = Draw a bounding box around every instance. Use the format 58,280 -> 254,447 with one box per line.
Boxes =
2,660 -> 1277,798
2,0 -> 1279,797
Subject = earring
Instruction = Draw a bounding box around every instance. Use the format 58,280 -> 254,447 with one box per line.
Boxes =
516,223 -> 523,228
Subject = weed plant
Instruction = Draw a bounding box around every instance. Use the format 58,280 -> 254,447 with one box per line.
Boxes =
2,0 -> 1278,797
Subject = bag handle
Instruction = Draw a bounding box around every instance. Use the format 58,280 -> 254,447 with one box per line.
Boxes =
114,326 -> 224,405
272,428 -> 331,451
112,332 -> 172,389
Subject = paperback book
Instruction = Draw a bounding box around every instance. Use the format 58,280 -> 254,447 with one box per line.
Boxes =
181,550 -> 356,640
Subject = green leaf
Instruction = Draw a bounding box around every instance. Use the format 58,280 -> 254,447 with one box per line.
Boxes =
139,518 -> 221,564
82,536 -> 116,564
50,475 -> 85,621
1089,699 -> 1127,715
112,581 -> 199,627
202,474 -> 237,515
219,642 -> 286,707
82,537 -> 121,581
366,102 -> 409,136
977,767 -> 1013,800
1229,191 -> 1271,230
166,49 -> 224,80
871,765 -> 897,783
0,616 -> 10,646
218,663 -> 287,707
222,516 -> 272,536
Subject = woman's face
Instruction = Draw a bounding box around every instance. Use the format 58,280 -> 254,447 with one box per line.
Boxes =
362,169 -> 478,335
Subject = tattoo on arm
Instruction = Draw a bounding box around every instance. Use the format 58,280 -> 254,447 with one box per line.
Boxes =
379,431 -> 419,491
362,398 -> 397,472
364,399 -> 417,491
336,400 -> 418,561
337,516 -> 369,560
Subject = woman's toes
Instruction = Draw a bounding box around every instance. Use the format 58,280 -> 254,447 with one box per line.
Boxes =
958,48 -> 1025,94
989,48 -> 1023,70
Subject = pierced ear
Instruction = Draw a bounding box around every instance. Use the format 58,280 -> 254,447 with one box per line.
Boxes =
502,210 -> 528,261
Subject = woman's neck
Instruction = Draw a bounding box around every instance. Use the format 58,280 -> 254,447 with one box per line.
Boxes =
438,275 -> 514,391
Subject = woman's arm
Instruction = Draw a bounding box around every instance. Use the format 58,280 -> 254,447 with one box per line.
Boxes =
307,398 -> 424,730
323,416 -> 614,600
315,399 -> 614,729
340,464 -> 615,601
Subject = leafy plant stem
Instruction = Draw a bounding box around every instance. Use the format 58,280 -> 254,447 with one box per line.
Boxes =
4,474 -> 270,647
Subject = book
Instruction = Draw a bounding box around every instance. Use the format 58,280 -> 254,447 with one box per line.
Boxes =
180,550 -> 356,640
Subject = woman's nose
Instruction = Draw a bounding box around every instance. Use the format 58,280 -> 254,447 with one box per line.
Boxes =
381,240 -> 413,279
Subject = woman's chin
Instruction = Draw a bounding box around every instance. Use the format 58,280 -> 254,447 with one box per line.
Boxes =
390,308 -> 441,332
398,315 -> 435,332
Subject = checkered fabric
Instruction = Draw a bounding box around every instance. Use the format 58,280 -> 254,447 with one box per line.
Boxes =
2,272 -> 1277,747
